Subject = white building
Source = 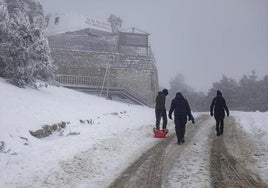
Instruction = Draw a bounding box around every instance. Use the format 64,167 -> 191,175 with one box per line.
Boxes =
46,13 -> 112,36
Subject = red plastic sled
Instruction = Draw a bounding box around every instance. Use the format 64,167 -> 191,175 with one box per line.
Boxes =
153,128 -> 169,138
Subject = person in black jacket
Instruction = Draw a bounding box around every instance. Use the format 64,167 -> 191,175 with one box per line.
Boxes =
168,92 -> 195,145
210,90 -> 229,136
155,89 -> 169,130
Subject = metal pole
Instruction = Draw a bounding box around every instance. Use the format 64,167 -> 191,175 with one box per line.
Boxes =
100,64 -> 108,96
106,55 -> 114,99
106,63 -> 110,99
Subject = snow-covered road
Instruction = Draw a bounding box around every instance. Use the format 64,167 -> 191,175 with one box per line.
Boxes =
23,115 -> 268,188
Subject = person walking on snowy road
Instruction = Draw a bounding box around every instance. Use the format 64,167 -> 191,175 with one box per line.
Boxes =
168,92 -> 195,145
210,90 -> 229,136
155,89 -> 169,130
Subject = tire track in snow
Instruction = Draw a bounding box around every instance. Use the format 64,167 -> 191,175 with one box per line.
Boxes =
210,116 -> 268,188
109,115 -> 207,188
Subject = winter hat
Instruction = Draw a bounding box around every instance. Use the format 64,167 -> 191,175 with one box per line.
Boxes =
217,90 -> 222,96
176,92 -> 184,98
162,89 -> 168,95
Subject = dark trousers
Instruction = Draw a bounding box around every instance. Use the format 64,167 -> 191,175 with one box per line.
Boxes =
216,118 -> 224,134
155,109 -> 167,129
174,115 -> 187,141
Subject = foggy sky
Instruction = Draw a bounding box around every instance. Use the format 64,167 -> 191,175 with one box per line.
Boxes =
37,0 -> 268,92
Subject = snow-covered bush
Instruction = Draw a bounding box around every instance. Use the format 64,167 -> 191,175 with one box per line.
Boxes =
0,0 -> 55,87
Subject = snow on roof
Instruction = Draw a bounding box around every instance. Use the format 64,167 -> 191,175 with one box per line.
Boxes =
47,12 -> 112,36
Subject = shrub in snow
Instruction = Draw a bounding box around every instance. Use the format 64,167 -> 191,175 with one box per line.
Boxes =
29,121 -> 68,138
0,0 -> 55,88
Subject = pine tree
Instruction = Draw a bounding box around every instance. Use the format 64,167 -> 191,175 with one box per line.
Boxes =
0,0 -> 55,87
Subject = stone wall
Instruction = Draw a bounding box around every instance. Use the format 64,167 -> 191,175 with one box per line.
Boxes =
51,48 -> 159,105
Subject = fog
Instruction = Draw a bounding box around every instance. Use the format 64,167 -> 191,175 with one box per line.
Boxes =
37,0 -> 268,92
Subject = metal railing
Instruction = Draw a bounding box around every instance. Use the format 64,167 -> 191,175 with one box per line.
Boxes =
56,74 -> 151,106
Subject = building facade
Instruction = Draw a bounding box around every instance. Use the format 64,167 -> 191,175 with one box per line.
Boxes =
47,13 -> 159,106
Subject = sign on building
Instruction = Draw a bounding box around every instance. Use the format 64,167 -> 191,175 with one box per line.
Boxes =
119,32 -> 149,47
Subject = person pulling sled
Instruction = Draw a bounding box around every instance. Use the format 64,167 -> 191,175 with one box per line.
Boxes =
154,89 -> 169,137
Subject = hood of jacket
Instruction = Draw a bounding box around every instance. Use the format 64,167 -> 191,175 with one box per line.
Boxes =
175,92 -> 184,100
217,90 -> 222,96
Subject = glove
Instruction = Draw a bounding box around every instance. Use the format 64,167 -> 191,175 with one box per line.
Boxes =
190,114 -> 195,124
210,112 -> 213,117
168,113 -> 172,120
191,116 -> 195,124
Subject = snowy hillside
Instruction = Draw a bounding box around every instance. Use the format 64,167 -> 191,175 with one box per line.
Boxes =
1,78 -> 268,187
0,78 -> 158,187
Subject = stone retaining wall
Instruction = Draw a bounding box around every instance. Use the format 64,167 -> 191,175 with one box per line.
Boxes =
51,48 -> 159,105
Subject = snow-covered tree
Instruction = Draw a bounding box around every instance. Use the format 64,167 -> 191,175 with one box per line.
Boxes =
0,0 -> 55,87
107,14 -> 122,33
207,75 -> 240,110
167,73 -> 206,111
0,1 -> 8,32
